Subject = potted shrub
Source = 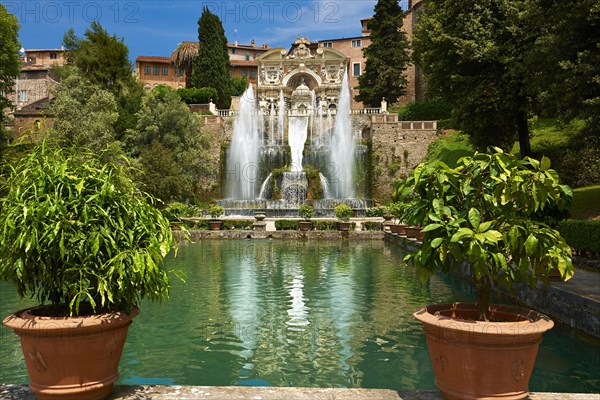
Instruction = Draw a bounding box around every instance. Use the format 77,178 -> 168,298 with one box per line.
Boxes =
387,202 -> 407,235
208,204 -> 224,230
0,144 -> 174,400
298,203 -> 313,232
334,204 -> 353,231
393,148 -> 573,400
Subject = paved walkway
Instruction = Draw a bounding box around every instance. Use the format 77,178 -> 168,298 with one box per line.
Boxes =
1,385 -> 598,400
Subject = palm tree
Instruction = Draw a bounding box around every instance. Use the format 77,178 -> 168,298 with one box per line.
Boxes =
170,41 -> 198,88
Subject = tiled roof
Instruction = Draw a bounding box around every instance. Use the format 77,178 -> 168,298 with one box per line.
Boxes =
230,60 -> 258,66
136,56 -> 171,63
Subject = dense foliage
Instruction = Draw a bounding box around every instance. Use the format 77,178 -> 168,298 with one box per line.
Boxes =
393,149 -> 573,320
62,23 -> 144,138
0,4 -> 21,157
275,220 -> 300,230
192,7 -> 232,109
355,0 -> 411,106
413,0 -> 534,155
334,204 -> 354,222
398,99 -> 453,122
362,221 -> 383,231
298,204 -> 314,220
559,220 -> 600,256
50,67 -> 120,155
177,87 -> 218,104
0,144 -> 173,315
126,90 -> 213,201
413,0 -> 599,160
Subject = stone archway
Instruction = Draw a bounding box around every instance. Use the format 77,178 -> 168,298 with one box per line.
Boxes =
282,69 -> 321,90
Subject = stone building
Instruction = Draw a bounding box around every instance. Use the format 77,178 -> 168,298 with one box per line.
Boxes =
136,42 -> 270,91
8,48 -> 66,111
135,56 -> 186,90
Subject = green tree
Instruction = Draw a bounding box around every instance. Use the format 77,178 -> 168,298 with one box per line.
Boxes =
191,7 -> 232,109
0,4 -> 21,156
126,90 -> 213,201
61,23 -> 143,138
63,22 -> 134,94
50,67 -> 120,154
529,0 -> 599,123
413,0 -> 535,155
355,0 -> 411,107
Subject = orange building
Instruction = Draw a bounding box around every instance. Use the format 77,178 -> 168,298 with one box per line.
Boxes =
135,56 -> 186,91
136,42 -> 270,91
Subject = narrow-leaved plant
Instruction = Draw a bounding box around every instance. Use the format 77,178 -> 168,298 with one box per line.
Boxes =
0,143 -> 174,315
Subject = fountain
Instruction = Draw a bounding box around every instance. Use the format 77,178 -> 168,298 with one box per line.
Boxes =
219,72 -> 371,216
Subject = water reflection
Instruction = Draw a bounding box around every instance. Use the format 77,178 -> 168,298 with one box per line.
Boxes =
0,240 -> 598,392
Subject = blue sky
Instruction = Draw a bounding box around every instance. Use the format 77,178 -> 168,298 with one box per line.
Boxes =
3,1 -> 409,61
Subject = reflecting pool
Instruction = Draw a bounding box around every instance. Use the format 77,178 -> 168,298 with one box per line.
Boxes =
1,240 -> 599,392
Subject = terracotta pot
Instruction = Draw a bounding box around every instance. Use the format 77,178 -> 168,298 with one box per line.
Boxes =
389,224 -> 401,234
299,221 -> 311,231
3,306 -> 139,400
338,221 -> 352,231
414,302 -> 553,400
209,220 -> 222,230
405,226 -> 420,239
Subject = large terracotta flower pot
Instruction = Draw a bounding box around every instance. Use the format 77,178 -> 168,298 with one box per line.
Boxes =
414,303 -> 553,400
405,226 -> 420,239
209,220 -> 222,230
3,306 -> 139,400
338,221 -> 352,231
299,221 -> 311,231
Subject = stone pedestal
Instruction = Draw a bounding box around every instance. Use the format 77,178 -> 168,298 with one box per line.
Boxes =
253,221 -> 267,231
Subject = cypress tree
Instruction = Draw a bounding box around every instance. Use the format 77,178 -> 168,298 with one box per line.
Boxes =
355,0 -> 411,107
192,7 -> 232,109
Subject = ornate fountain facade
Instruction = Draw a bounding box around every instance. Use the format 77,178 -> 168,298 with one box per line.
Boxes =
217,38 -> 372,216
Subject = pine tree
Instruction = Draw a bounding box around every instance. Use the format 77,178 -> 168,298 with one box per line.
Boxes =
355,0 -> 411,107
191,7 -> 232,109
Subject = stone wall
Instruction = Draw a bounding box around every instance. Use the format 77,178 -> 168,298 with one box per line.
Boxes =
370,121 -> 438,202
207,114 -> 438,204
196,122 -> 227,201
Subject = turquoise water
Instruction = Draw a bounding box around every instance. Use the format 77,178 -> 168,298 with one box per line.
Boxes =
1,240 -> 599,392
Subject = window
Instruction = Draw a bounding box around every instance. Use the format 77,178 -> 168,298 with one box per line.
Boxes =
353,62 -> 361,77
177,68 -> 184,77
162,67 -> 169,76
20,90 -> 27,102
144,84 -> 151,91
145,66 -> 151,75
322,42 -> 333,48
50,53 -> 57,60
351,39 -> 362,48
249,70 -> 256,79
245,54 -> 250,61
153,66 -> 159,75
231,48 -> 236,54
241,70 -> 247,78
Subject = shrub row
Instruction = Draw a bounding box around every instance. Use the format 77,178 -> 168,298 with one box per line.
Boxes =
274,220 -> 358,231
361,221 -> 383,231
559,219 -> 600,256
177,88 -> 218,104
365,206 -> 387,217
177,219 -> 254,230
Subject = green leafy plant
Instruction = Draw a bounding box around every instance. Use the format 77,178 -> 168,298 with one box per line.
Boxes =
0,144 -> 174,315
393,148 -> 574,320
208,205 -> 224,219
362,221 -> 383,231
275,220 -> 300,230
365,206 -> 387,217
298,204 -> 314,220
334,204 -> 353,222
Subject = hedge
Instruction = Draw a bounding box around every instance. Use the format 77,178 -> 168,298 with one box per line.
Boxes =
365,206 -> 386,217
559,219 -> 600,256
222,219 -> 254,230
398,99 -> 452,121
177,87 -> 218,104
362,221 -> 383,231
275,220 -> 300,230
